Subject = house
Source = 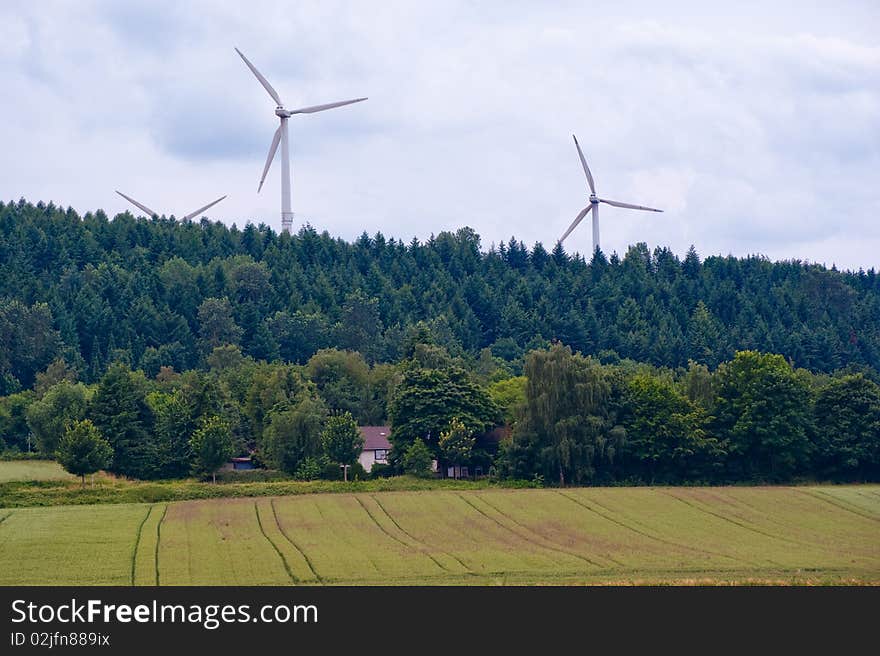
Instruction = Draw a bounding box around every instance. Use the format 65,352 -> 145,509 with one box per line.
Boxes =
220,456 -> 254,472
358,426 -> 392,473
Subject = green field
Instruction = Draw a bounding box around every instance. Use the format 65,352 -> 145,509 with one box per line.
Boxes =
0,460 -> 75,483
0,485 -> 878,585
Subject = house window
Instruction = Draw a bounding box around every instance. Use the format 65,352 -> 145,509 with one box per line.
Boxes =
374,449 -> 388,462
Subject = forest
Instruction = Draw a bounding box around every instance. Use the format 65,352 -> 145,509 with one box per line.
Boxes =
1,199 -> 879,485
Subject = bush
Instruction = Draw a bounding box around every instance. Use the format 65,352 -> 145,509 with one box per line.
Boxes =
0,450 -> 50,462
294,457 -> 325,481
321,460 -> 368,481
402,438 -> 434,478
369,462 -> 395,479
213,468 -> 293,484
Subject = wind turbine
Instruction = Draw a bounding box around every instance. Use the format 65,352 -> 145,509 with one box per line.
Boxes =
235,47 -> 367,234
115,191 -> 227,221
558,134 -> 663,253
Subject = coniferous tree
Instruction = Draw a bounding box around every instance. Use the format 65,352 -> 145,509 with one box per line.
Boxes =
88,363 -> 157,479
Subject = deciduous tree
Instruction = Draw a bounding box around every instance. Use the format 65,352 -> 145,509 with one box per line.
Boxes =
320,412 -> 364,481
56,419 -> 112,487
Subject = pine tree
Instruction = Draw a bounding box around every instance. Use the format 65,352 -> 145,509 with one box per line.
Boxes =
89,363 -> 157,479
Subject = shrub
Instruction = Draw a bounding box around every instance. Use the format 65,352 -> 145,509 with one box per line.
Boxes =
402,438 -> 434,478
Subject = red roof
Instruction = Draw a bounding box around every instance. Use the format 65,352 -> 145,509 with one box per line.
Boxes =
359,426 -> 392,450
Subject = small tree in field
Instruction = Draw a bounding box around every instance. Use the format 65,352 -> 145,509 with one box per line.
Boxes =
402,438 -> 434,478
321,412 -> 364,481
190,416 -> 234,483
56,419 -> 113,487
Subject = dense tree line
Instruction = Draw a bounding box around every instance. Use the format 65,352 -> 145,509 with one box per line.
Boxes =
497,345 -> 880,484
3,199 -> 880,399
1,199 -> 879,485
2,340 -> 879,484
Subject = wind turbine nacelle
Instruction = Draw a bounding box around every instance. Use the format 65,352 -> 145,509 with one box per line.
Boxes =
275,108 -> 292,118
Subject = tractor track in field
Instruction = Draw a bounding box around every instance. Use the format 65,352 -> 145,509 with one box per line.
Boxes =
800,489 -> 880,523
708,490 -> 864,552
154,504 -> 168,586
369,494 -> 474,574
659,489 -> 805,562
716,492 -> 815,535
270,499 -> 322,582
457,493 -> 612,569
130,505 -> 154,586
254,502 -> 297,584
854,490 -> 880,505
0,511 -> 13,526
555,491 -> 754,567
354,495 -> 450,574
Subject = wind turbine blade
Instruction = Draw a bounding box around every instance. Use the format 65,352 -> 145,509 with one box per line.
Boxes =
182,196 -> 227,221
116,191 -> 158,217
234,47 -> 283,105
572,134 -> 595,194
599,198 -> 663,212
258,126 -> 282,193
288,97 -> 368,114
558,205 -> 593,244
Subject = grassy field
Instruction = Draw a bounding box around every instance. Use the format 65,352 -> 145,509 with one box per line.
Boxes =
0,485 -> 877,585
0,460 -> 75,483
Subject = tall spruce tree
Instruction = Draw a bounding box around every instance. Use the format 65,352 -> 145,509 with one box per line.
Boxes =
89,363 -> 157,479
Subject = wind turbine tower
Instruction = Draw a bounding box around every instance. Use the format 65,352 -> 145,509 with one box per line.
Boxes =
235,48 -> 367,234
559,134 -> 663,253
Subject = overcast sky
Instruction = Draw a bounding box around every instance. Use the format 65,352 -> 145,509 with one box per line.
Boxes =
1,1 -> 878,270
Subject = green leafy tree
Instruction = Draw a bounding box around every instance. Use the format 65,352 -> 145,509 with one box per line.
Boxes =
714,351 -> 813,480
401,438 -> 434,478
438,417 -> 476,477
487,376 -> 526,425
34,358 -> 77,396
389,366 -> 500,459
681,360 -> 715,410
243,363 -> 308,441
56,419 -> 112,487
190,416 -> 234,483
307,349 -> 371,420
26,381 -> 91,455
262,398 -> 326,475
813,374 -> 880,480
505,344 -> 624,485
321,412 -> 364,481
0,391 -> 35,452
622,374 -> 725,482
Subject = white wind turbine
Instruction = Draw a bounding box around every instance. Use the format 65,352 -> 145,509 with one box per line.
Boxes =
115,191 -> 226,221
558,134 -> 663,253
235,47 -> 367,234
